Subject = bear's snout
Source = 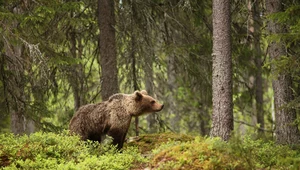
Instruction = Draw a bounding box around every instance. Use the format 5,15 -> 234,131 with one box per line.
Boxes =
157,104 -> 164,111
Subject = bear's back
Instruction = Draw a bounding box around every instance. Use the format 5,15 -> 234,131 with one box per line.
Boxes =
69,103 -> 102,136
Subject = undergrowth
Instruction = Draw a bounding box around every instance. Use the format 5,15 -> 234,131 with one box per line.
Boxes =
0,131 -> 146,169
149,135 -> 300,170
1,132 -> 300,169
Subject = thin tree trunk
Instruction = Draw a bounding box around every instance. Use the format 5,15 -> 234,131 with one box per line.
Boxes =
11,111 -> 25,134
6,3 -> 37,135
3,9 -> 26,134
254,44 -> 264,134
69,29 -> 86,111
162,0 -> 180,133
249,0 -> 264,136
98,0 -> 119,101
164,22 -> 179,133
4,38 -> 26,135
199,104 -> 210,136
70,30 -> 80,111
167,54 -> 179,132
210,0 -> 233,141
129,0 -> 140,136
25,119 -> 35,134
145,54 -> 156,133
266,0 -> 300,144
132,32 -> 139,136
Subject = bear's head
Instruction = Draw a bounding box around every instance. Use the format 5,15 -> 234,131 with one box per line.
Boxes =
128,90 -> 164,116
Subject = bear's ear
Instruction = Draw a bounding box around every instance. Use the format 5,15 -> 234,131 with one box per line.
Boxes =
140,90 -> 148,95
134,91 -> 143,101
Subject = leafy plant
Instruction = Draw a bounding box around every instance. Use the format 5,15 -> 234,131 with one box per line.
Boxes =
149,135 -> 300,170
0,131 -> 146,169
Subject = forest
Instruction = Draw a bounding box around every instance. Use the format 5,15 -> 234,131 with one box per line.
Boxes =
1,0 -> 300,169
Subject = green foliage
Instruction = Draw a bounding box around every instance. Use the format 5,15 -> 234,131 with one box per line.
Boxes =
229,136 -> 300,169
0,131 -> 146,169
126,133 -> 194,153
0,0 -> 101,132
1,133 -> 300,169
149,135 -> 300,170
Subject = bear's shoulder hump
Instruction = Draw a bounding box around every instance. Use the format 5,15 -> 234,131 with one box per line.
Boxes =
108,93 -> 124,102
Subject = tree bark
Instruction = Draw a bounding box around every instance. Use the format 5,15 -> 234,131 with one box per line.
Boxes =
145,54 -> 156,133
210,0 -> 233,141
98,0 -> 119,101
129,0 -> 140,136
131,24 -> 139,137
69,29 -> 87,111
249,0 -> 264,136
4,36 -> 26,135
266,0 -> 300,145
4,3 -> 37,135
3,6 -> 26,134
167,53 -> 179,132
199,103 -> 210,136
163,1 -> 180,132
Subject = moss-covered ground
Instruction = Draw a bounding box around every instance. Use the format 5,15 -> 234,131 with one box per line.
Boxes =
1,131 -> 300,169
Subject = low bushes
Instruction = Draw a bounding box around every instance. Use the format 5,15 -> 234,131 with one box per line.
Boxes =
149,136 -> 300,169
1,132 -> 300,169
0,131 -> 146,170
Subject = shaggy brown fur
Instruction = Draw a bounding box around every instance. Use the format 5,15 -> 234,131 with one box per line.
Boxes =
69,90 -> 164,149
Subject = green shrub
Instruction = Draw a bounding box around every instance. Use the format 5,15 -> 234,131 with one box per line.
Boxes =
2,132 -> 300,169
125,132 -> 194,154
150,136 -> 300,170
229,136 -> 300,169
0,131 -> 146,169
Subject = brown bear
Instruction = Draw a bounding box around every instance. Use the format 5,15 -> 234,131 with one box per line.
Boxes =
69,90 -> 164,149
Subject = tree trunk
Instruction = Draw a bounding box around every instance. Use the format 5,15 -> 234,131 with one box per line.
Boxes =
145,54 -> 156,133
129,0 -> 140,136
266,0 -> 300,145
5,4 -> 37,135
98,0 -> 119,101
132,26 -> 139,137
210,0 -> 233,141
11,111 -> 25,134
2,10 -> 26,134
4,37 -> 26,135
163,14 -> 180,133
25,119 -> 35,134
167,53 -> 179,132
199,104 -> 210,136
249,0 -> 264,136
69,29 -> 86,111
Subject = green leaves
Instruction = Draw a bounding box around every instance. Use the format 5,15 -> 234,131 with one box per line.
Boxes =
267,5 -> 300,46
150,134 -> 300,169
0,131 -> 146,169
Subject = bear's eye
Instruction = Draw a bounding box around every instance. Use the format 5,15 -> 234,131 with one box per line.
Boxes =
151,100 -> 156,104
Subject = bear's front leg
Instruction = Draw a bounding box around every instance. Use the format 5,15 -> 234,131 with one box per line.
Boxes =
108,129 -> 127,150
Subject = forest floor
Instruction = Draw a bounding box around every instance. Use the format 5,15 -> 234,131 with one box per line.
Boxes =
1,132 -> 300,169
125,133 -> 195,170
127,133 -> 300,170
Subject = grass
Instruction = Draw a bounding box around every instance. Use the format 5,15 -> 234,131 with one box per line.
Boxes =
1,131 -> 300,169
